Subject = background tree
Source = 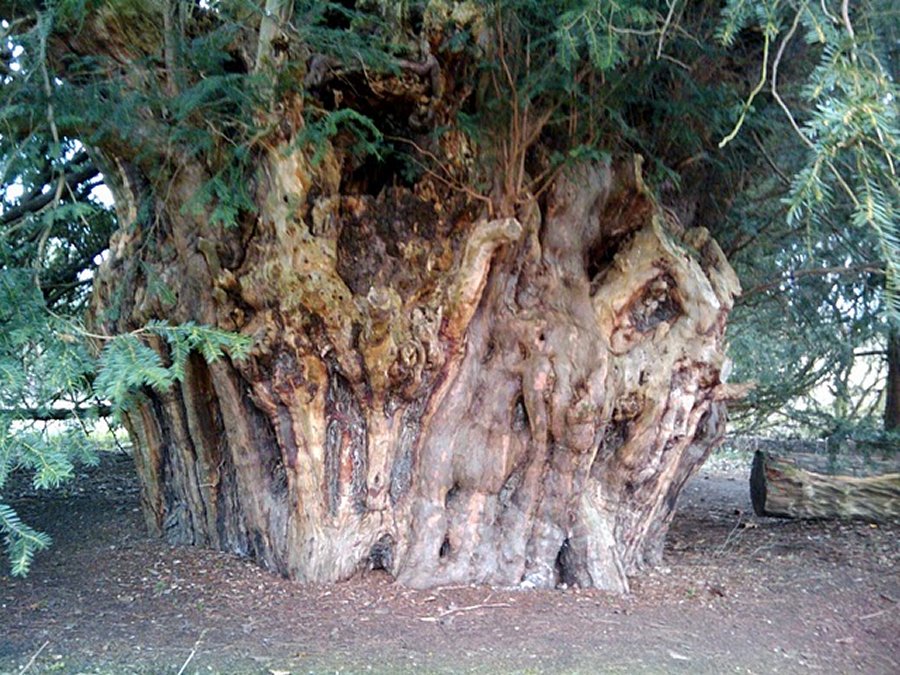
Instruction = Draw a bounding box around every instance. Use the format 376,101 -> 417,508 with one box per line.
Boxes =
716,0 -> 899,444
0,0 -> 896,585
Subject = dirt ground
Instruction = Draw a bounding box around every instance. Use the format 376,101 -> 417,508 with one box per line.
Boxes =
1,451 -> 898,674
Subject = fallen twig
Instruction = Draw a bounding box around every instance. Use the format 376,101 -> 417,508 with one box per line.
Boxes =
176,629 -> 207,675
858,608 -> 892,621
176,648 -> 196,675
18,641 -> 48,675
715,515 -> 744,557
419,602 -> 511,622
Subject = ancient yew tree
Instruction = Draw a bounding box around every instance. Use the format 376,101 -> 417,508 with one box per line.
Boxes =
2,2 -> 894,586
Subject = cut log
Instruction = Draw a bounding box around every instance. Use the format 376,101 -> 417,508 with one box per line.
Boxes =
750,451 -> 900,521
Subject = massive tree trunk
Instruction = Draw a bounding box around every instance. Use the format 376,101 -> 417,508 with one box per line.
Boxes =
79,2 -> 742,593
92,150 -> 740,592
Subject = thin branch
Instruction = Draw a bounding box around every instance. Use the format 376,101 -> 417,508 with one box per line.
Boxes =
771,8 -> 814,150
840,0 -> 855,42
17,641 -> 48,675
1,164 -> 100,226
495,10 -> 521,202
720,32 -> 770,148
176,648 -> 196,675
608,25 -> 658,37
1,406 -> 113,421
751,131 -> 791,185
769,7 -> 861,208
858,608 -> 891,621
659,53 -> 692,71
853,350 -> 887,358
820,0 -> 839,25
33,172 -> 65,272
29,11 -> 67,281
741,264 -> 883,297
0,137 -> 48,200
656,0 -> 679,59
36,12 -> 59,150
528,158 -> 573,204
714,514 -> 744,557
419,602 -> 511,622
176,629 -> 207,675
386,135 -> 492,211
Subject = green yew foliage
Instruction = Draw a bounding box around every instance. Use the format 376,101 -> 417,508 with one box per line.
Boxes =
0,268 -> 251,575
0,503 -> 51,578
716,0 -> 898,439
93,322 -> 252,414
719,0 -> 898,316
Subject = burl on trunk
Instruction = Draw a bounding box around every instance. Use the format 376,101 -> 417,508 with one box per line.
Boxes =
93,151 -> 740,592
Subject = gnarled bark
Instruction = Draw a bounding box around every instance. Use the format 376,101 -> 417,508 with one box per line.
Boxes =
93,149 -> 740,592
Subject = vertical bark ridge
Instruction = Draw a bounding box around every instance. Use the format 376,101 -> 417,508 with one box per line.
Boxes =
148,391 -> 202,546
180,353 -> 227,549
208,361 -> 289,572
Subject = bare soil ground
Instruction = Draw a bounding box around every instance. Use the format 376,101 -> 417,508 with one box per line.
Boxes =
1,451 -> 898,674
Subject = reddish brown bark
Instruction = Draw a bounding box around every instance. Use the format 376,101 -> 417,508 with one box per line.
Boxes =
885,326 -> 900,432
92,151 -> 741,592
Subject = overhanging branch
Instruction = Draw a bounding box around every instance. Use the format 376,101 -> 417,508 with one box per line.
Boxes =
1,405 -> 112,421
740,264 -> 883,298
1,163 -> 101,226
